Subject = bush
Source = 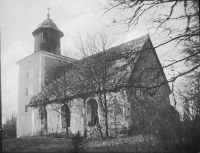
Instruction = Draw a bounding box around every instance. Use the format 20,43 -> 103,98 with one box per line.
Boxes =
176,117 -> 200,153
156,113 -> 200,153
71,131 -> 84,152
2,114 -> 17,139
48,130 -> 76,138
49,132 -> 65,138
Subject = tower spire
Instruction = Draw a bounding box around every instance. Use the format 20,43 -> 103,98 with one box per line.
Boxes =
47,7 -> 51,18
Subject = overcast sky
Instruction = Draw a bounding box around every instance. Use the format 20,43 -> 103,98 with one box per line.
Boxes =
1,0 -> 185,121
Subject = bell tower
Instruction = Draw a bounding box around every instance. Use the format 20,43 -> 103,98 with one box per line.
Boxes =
32,8 -> 64,55
17,9 -> 74,138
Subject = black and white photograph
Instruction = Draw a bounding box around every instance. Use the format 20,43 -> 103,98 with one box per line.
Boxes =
1,0 -> 199,152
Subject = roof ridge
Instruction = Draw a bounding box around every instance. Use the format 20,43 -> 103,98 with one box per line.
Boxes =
78,34 -> 150,62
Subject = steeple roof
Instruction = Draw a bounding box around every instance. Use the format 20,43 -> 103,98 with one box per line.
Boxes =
32,18 -> 64,37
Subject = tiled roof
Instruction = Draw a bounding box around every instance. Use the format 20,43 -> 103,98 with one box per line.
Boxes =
29,34 -> 150,107
32,18 -> 64,37
38,18 -> 59,30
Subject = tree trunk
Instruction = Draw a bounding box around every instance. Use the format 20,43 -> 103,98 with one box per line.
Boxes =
83,99 -> 87,139
102,53 -> 109,138
103,89 -> 109,138
64,104 -> 69,138
114,102 -> 117,136
66,116 -> 69,138
95,111 -> 104,139
105,111 -> 109,137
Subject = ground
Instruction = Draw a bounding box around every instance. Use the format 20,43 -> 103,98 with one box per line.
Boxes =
3,135 -> 167,153
2,136 -> 73,152
81,135 -> 164,152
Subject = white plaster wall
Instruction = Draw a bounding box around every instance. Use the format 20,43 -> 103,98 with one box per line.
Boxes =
46,104 -> 62,133
17,51 -> 75,138
32,107 -> 41,135
31,90 -> 129,137
69,99 -> 84,134
44,102 -> 84,135
84,91 -> 129,138
17,56 -> 41,137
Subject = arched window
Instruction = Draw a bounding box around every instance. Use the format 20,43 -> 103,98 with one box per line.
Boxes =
25,104 -> 28,112
87,104 -> 91,124
25,84 -> 33,96
61,105 -> 70,128
40,106 -> 47,129
25,86 -> 28,96
42,32 -> 48,43
26,69 -> 33,80
87,99 -> 98,126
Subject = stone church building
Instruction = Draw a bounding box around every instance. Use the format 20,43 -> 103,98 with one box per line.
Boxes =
17,14 -> 173,138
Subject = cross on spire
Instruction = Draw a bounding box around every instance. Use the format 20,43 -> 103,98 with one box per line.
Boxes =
47,7 -> 51,18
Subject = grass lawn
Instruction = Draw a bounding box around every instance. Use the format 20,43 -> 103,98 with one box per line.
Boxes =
2,135 -> 177,152
80,135 -> 164,153
2,136 -> 73,152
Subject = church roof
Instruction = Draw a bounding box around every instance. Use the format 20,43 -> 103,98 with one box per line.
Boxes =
32,18 -> 64,37
28,34 -> 170,107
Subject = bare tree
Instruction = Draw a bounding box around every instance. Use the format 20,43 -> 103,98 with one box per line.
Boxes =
164,70 -> 200,152
73,29 -> 115,138
2,112 -> 17,139
103,0 -> 200,83
2,103 -> 9,123
30,60 -> 79,138
30,28 -> 178,142
107,94 -> 125,137
73,29 -> 173,139
179,70 -> 200,119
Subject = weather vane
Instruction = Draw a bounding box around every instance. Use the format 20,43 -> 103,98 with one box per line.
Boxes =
47,7 -> 51,18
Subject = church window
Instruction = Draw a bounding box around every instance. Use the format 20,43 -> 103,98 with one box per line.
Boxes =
42,32 -> 48,43
25,85 -> 33,96
61,105 -> 70,128
26,69 -> 33,80
25,104 -> 28,112
87,99 -> 98,126
25,87 -> 28,96
87,105 -> 91,124
40,106 -> 47,129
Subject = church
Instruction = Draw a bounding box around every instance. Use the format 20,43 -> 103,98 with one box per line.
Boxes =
17,12 -> 174,138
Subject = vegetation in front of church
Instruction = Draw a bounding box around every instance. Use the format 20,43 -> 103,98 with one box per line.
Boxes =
79,73 -> 200,153
2,113 -> 17,140
2,136 -> 74,152
28,31 -> 199,152
2,112 -> 200,153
